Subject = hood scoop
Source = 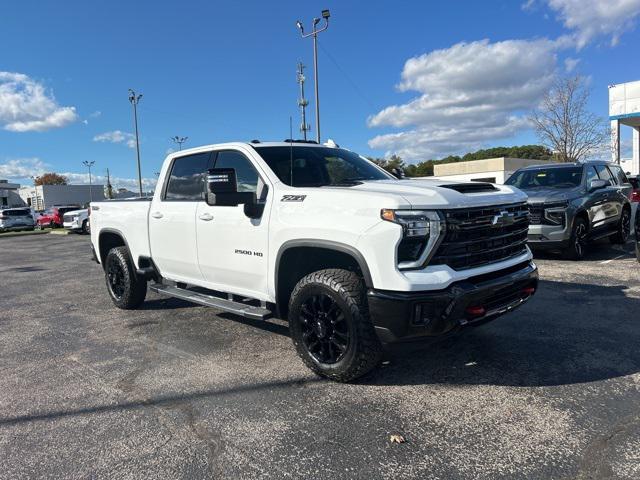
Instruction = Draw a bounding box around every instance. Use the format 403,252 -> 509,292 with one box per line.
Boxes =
439,183 -> 498,193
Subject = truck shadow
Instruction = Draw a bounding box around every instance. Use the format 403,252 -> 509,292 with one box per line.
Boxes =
531,238 -> 635,262
367,278 -> 640,387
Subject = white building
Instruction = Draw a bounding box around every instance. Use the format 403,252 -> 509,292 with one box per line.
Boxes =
428,157 -> 552,184
0,180 -> 24,207
18,184 -> 105,210
609,80 -> 640,175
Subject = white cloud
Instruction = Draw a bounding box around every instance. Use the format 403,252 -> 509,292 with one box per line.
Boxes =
368,39 -> 557,161
546,0 -> 640,48
0,158 -> 48,179
62,172 -> 157,191
564,57 -> 580,72
0,157 -> 155,192
0,72 -> 78,132
93,130 -> 137,149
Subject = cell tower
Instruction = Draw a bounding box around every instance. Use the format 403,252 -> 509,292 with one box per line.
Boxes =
297,62 -> 311,140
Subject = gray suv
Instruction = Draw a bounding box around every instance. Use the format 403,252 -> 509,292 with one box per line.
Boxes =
505,162 -> 632,259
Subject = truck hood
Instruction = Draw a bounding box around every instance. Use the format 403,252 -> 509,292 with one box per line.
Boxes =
517,186 -> 582,204
343,179 -> 528,209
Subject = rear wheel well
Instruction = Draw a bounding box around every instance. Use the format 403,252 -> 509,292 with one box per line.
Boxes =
98,231 -> 126,266
276,246 -> 367,319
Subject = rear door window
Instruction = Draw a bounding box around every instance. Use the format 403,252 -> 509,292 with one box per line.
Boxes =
164,152 -> 212,201
595,165 -> 613,184
608,165 -> 629,185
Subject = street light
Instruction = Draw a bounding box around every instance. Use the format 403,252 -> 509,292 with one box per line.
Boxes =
170,136 -> 188,151
296,9 -> 330,143
128,89 -> 143,197
82,160 -> 95,202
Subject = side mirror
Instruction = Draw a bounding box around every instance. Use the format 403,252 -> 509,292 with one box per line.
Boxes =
391,167 -> 405,179
206,168 -> 265,219
589,179 -> 609,192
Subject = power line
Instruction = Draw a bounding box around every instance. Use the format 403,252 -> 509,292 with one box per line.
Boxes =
317,40 -> 378,111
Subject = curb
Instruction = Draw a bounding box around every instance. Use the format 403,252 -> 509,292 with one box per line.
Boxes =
0,230 -> 50,239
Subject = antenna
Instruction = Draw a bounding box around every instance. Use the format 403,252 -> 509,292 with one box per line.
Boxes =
289,116 -> 294,186
297,62 -> 311,141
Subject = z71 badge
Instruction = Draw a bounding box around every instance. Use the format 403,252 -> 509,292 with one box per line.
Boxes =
281,195 -> 307,202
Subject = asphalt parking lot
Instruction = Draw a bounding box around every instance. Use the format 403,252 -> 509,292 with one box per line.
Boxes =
1,234 -> 639,479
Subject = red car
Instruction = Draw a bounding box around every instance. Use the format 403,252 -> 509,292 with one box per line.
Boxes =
36,205 -> 81,228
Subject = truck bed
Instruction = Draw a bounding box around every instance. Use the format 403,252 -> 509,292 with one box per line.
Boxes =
90,198 -> 151,266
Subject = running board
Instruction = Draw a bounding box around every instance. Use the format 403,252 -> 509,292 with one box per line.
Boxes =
149,284 -> 273,320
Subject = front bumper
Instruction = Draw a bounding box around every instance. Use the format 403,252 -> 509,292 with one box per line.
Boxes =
0,223 -> 35,232
526,223 -> 570,247
367,261 -> 538,343
63,220 -> 81,230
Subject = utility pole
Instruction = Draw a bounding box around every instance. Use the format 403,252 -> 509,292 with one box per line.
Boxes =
171,136 -> 188,151
82,160 -> 95,202
128,89 -> 143,197
296,9 -> 331,144
296,62 -> 310,140
106,168 -> 114,199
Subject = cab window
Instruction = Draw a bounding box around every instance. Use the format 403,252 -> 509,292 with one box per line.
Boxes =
213,151 -> 259,193
164,152 -> 212,201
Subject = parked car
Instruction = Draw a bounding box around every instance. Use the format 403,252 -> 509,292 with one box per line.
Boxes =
505,162 -> 632,260
0,207 -> 35,232
63,208 -> 90,234
36,205 -> 81,229
90,141 -> 537,382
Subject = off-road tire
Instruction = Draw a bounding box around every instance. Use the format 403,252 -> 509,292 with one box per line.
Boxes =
563,217 -> 589,260
105,246 -> 147,309
610,207 -> 631,244
288,269 -> 383,382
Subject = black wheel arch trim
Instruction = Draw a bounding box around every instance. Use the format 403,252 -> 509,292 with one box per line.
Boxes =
97,228 -> 132,266
275,239 -> 374,293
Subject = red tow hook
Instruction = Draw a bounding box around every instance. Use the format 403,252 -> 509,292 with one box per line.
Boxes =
522,286 -> 536,296
465,305 -> 486,318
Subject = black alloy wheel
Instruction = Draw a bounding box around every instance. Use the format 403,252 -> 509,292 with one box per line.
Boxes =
107,254 -> 127,300
299,293 -> 351,364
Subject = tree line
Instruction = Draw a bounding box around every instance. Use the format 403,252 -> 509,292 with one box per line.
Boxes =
368,145 -> 553,177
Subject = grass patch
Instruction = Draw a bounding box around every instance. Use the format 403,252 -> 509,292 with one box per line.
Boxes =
0,229 -> 51,239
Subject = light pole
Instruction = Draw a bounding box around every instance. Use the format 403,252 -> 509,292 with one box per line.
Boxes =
83,160 -> 95,202
296,9 -> 330,144
128,89 -> 143,197
171,136 -> 188,151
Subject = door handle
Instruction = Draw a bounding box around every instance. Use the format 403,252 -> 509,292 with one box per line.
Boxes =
198,213 -> 214,221
151,211 -> 163,219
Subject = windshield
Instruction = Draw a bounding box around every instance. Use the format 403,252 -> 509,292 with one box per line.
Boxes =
506,167 -> 583,189
254,146 -> 392,187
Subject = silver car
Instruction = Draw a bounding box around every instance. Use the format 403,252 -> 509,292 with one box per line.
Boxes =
0,207 -> 35,233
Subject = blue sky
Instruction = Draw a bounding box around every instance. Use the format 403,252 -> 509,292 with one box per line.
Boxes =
1,0 -> 640,190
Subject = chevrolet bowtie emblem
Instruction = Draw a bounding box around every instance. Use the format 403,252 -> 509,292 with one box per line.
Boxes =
491,210 -> 515,227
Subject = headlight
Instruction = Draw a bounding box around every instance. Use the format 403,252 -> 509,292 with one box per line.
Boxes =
381,209 -> 445,268
543,201 -> 568,226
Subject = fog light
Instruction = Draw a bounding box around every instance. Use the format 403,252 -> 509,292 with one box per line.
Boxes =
412,304 -> 432,326
465,305 -> 486,318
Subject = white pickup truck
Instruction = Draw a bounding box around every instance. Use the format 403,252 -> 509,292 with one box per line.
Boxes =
90,141 -> 537,381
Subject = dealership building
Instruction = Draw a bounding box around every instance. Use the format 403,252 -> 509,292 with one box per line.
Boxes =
0,180 -> 24,207
18,184 -> 104,210
427,157 -> 552,184
610,79 -> 640,175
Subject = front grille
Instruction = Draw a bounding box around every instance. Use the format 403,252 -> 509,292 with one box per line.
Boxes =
63,214 -> 73,222
430,202 -> 530,270
528,204 -> 543,225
